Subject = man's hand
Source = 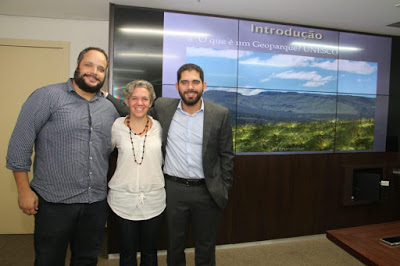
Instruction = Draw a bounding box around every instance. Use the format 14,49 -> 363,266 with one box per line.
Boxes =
13,171 -> 39,215
100,90 -> 108,97
18,187 -> 38,215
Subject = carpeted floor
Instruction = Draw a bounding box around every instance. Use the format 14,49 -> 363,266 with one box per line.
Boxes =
0,233 -> 363,265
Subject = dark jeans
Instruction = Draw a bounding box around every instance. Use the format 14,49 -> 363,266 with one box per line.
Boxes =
34,195 -> 107,266
165,178 -> 222,266
113,210 -> 164,266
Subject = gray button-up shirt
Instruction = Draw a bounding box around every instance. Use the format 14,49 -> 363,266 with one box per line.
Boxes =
6,79 -> 119,204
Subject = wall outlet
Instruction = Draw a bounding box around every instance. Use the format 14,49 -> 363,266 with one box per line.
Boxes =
380,180 -> 390,186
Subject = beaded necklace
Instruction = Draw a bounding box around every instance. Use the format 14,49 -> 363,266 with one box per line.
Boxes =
127,116 -> 149,165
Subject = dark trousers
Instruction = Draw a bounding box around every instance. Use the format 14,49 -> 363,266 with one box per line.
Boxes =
33,195 -> 107,266
165,178 -> 222,266
113,211 -> 164,266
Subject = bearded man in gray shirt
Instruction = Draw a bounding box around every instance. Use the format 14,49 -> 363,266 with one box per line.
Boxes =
6,47 -> 119,266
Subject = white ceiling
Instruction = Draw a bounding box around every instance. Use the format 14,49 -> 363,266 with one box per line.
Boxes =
1,0 -> 400,36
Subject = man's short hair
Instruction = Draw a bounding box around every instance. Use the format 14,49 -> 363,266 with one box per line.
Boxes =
177,63 -> 204,83
77,47 -> 108,67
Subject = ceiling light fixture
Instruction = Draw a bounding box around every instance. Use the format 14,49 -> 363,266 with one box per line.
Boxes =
119,28 -> 210,37
118,52 -> 178,58
113,68 -> 144,73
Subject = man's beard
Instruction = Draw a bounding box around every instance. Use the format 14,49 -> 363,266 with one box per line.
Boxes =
179,89 -> 203,106
73,68 -> 105,93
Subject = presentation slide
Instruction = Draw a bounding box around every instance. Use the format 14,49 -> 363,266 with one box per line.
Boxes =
110,6 -> 392,154
161,12 -> 391,154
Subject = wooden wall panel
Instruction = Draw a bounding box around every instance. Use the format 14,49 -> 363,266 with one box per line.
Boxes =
107,152 -> 400,254
226,152 -> 400,245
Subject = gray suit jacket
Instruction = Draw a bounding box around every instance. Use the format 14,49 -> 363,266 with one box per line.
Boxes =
107,95 -> 234,209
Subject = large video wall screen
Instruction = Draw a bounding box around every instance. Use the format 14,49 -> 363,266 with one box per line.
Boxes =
110,5 -> 392,154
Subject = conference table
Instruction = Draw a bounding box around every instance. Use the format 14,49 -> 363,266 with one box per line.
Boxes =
326,221 -> 400,265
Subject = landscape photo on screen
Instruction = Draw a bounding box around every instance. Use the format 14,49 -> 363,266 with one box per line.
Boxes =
160,12 -> 391,154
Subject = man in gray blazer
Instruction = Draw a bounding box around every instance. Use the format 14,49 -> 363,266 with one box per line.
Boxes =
108,63 -> 234,266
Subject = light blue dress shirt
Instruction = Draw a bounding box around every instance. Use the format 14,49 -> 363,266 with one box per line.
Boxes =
163,100 -> 205,179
